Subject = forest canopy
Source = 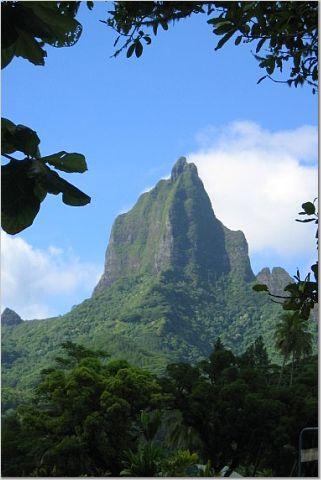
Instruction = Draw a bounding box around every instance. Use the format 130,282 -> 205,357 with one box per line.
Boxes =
2,339 -> 318,477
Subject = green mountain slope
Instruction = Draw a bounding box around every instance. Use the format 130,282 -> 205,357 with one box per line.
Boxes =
2,158 -> 298,403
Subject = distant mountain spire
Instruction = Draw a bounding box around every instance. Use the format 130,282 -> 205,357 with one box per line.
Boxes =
1,308 -> 23,326
93,157 -> 254,295
256,267 -> 293,296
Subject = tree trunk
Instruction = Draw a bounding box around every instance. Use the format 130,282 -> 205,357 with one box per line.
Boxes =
290,352 -> 294,386
252,441 -> 263,476
278,356 -> 286,386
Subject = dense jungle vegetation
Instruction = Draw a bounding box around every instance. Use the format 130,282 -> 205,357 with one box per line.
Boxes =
4,269 -> 316,411
2,336 -> 317,477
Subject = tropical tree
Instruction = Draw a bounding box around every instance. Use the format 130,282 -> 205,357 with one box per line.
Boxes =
2,338 -> 317,477
121,446 -> 200,477
164,410 -> 202,452
240,335 -> 270,371
121,410 -> 162,476
121,443 -> 164,477
200,337 -> 237,384
160,449 -> 200,477
2,343 -> 161,477
275,313 -> 313,385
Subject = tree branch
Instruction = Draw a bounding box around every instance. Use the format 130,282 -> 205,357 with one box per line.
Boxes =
2,153 -> 19,162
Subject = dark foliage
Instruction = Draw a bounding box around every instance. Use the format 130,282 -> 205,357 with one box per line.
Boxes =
106,1 -> 318,91
2,342 -> 161,476
160,337 -> 317,476
2,339 -> 317,477
1,2 -> 91,234
2,119 -> 90,234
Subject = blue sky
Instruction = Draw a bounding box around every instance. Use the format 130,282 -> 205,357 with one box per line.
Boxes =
2,2 -> 318,319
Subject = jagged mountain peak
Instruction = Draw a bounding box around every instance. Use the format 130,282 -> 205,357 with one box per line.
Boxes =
170,157 -> 197,181
93,157 -> 254,295
256,266 -> 293,296
1,308 -> 23,326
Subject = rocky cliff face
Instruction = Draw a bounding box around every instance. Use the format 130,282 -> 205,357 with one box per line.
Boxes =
94,157 -> 254,294
256,267 -> 293,296
1,308 -> 23,326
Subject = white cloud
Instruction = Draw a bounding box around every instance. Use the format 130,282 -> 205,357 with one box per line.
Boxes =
188,121 -> 317,262
195,122 -> 317,164
1,233 -> 102,320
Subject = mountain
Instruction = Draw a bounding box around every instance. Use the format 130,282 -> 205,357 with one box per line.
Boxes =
256,267 -> 293,296
2,158 -> 302,405
1,308 -> 23,326
94,157 -> 254,294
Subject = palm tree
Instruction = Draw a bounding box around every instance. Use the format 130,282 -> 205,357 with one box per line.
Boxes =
275,313 -> 313,385
120,443 -> 163,477
164,410 -> 202,451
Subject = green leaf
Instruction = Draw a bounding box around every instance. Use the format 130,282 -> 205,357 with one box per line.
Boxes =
213,23 -> 234,35
283,284 -> 298,294
14,29 -> 47,66
14,124 -> 41,157
311,263 -> 318,281
215,30 -> 236,51
143,36 -> 152,45
27,3 -> 83,48
152,22 -> 158,36
28,161 -> 91,206
2,2 -> 83,69
235,35 -> 242,46
256,37 -> 267,53
1,159 -> 42,234
2,44 -> 16,69
42,151 -> 87,173
207,18 -> 230,26
135,41 -> 143,58
62,185 -> 91,206
86,1 -> 94,10
33,182 -> 48,202
250,23 -> 261,37
1,118 -> 17,153
1,119 -> 40,157
252,284 -> 269,292
1,118 -> 16,131
301,201 -> 315,215
126,43 -> 135,58
1,154 -> 90,234
266,57 -> 275,75
243,2 -> 256,12
240,24 -> 250,35
160,20 -> 168,31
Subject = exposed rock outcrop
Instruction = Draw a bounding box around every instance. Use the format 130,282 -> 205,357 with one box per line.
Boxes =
1,308 -> 23,326
256,267 -> 293,296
